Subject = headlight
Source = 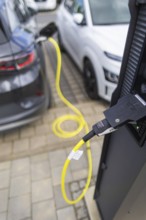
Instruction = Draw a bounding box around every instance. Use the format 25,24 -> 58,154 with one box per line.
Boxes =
104,52 -> 122,62
104,68 -> 119,84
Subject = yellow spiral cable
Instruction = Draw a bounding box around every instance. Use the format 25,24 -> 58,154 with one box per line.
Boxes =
49,37 -> 92,205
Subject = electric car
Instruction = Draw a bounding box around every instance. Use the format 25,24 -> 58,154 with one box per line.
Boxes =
56,0 -> 130,101
0,0 -> 50,131
34,0 -> 57,11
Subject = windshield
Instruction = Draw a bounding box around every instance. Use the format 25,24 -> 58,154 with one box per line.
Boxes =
89,0 -> 130,25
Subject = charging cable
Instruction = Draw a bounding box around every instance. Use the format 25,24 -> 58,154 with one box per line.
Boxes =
49,37 -> 93,205
49,37 -> 146,205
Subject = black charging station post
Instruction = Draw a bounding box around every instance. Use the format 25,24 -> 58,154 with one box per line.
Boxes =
94,0 -> 146,219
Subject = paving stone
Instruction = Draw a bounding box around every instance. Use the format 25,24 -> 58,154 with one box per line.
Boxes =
57,206 -> 76,220
72,190 -> 82,200
8,195 -> 31,220
4,131 -> 19,142
72,169 -> 88,181
0,161 -> 11,171
10,175 -> 30,197
79,180 -> 86,189
0,213 -> 7,220
31,160 -> 51,181
32,118 -> 43,126
20,126 -> 35,138
30,135 -> 47,150
11,158 -> 30,177
0,143 -> 12,157
32,200 -> 57,220
13,139 -> 29,153
92,155 -> 101,176
52,166 -> 72,186
81,107 -> 95,115
70,182 -> 80,192
42,113 -> 56,123
54,184 -> 72,209
90,178 -> 95,186
77,207 -> 88,219
0,170 -> 10,189
30,153 -> 48,163
75,199 -> 85,209
32,178 -> 53,203
21,219 -> 31,220
90,141 -> 103,159
35,124 -> 50,135
49,149 -> 67,168
0,190 -> 8,212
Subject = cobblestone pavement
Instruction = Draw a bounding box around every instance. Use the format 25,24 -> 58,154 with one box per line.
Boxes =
0,38 -> 108,219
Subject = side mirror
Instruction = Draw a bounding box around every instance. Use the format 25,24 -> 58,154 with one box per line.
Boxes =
73,13 -> 84,25
40,22 -> 57,37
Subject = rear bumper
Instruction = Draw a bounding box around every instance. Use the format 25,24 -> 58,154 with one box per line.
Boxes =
0,64 -> 50,132
0,102 -> 45,132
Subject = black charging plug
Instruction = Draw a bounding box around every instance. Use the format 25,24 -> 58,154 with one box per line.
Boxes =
83,94 -> 146,142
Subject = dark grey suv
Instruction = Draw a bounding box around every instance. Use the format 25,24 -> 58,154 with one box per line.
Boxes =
0,0 -> 50,131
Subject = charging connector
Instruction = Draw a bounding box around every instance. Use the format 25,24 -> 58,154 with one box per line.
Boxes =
83,93 -> 146,142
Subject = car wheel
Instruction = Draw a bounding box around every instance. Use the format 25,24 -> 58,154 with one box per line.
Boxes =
58,31 -> 65,52
84,59 -> 99,100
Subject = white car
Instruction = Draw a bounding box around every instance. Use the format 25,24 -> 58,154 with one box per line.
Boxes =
34,0 -> 57,11
56,0 -> 130,101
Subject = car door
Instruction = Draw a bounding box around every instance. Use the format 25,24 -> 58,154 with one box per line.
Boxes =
60,0 -> 75,52
63,0 -> 87,68
69,0 -> 87,67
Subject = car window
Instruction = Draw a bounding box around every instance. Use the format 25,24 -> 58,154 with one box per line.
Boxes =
64,0 -> 75,13
72,0 -> 84,14
0,21 -> 8,44
89,0 -> 130,25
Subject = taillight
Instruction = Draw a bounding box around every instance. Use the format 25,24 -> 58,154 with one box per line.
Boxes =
0,51 -> 35,72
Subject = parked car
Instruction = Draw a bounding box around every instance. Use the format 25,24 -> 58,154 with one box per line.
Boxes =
56,0 -> 130,101
0,0 -> 50,131
34,0 -> 57,11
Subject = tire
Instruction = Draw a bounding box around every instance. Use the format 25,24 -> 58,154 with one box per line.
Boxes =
58,31 -> 65,52
83,59 -> 99,100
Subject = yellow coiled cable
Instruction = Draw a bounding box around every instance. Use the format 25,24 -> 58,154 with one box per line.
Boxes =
49,37 -> 92,205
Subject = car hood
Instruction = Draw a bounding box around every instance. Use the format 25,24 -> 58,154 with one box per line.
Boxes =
92,24 -> 129,57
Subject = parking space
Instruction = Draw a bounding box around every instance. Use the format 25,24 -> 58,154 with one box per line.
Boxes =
0,11 -> 108,220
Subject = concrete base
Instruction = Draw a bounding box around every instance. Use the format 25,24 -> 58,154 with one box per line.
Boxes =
85,186 -> 101,220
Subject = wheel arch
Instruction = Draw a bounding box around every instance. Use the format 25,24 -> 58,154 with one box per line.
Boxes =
82,48 -> 104,98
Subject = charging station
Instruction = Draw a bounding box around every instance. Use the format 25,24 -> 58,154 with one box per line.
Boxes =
94,0 -> 146,219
